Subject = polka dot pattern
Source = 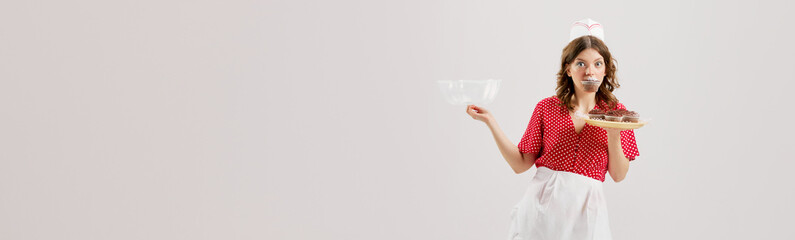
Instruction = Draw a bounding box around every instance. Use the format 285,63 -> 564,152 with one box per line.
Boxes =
518,96 -> 640,182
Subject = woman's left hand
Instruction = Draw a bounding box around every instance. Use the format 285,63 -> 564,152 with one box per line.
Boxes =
602,127 -> 623,136
602,126 -> 629,182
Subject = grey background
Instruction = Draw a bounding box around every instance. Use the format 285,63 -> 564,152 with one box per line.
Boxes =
2,0 -> 794,239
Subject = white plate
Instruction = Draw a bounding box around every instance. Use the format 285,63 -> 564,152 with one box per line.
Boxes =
584,118 -> 647,130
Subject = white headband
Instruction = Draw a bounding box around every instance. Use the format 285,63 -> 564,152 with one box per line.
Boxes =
569,18 -> 604,42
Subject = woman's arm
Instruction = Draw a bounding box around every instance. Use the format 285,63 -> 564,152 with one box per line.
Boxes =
467,105 -> 536,174
486,119 -> 537,174
606,128 -> 630,182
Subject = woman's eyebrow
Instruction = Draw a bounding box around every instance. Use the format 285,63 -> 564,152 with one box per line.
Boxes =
575,58 -> 604,62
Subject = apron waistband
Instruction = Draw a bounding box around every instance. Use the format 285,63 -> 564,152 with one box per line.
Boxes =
534,167 -> 603,186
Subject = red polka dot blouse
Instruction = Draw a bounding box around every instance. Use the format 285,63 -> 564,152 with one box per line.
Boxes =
518,96 -> 640,182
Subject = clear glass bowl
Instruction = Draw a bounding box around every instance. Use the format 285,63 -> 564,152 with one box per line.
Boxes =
437,79 -> 502,105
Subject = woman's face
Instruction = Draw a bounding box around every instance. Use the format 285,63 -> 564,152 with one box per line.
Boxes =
567,48 -> 606,93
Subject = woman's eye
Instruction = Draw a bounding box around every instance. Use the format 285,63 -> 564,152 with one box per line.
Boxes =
596,62 -> 603,67
576,62 -> 585,67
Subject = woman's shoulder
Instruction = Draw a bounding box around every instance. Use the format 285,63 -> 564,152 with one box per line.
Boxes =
530,96 -> 563,115
537,96 -> 561,106
615,102 -> 627,110
598,100 -> 627,110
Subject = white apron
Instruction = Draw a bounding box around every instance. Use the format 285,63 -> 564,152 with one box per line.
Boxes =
508,167 -> 612,240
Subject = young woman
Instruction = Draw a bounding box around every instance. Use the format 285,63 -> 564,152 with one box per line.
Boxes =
465,23 -> 639,240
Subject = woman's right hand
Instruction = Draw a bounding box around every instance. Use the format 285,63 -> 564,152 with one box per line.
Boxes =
466,105 -> 494,124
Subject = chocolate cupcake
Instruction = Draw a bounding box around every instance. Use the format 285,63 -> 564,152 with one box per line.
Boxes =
614,109 -> 630,115
604,110 -> 623,122
623,111 -> 640,123
582,80 -> 600,92
588,109 -> 605,120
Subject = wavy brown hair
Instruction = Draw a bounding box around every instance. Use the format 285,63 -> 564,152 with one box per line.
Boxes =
555,35 -> 620,111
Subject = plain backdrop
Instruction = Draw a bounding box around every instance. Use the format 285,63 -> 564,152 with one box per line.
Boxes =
2,0 -> 794,239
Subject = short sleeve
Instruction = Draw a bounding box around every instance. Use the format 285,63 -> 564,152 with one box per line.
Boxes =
616,103 -> 640,160
518,101 -> 545,155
